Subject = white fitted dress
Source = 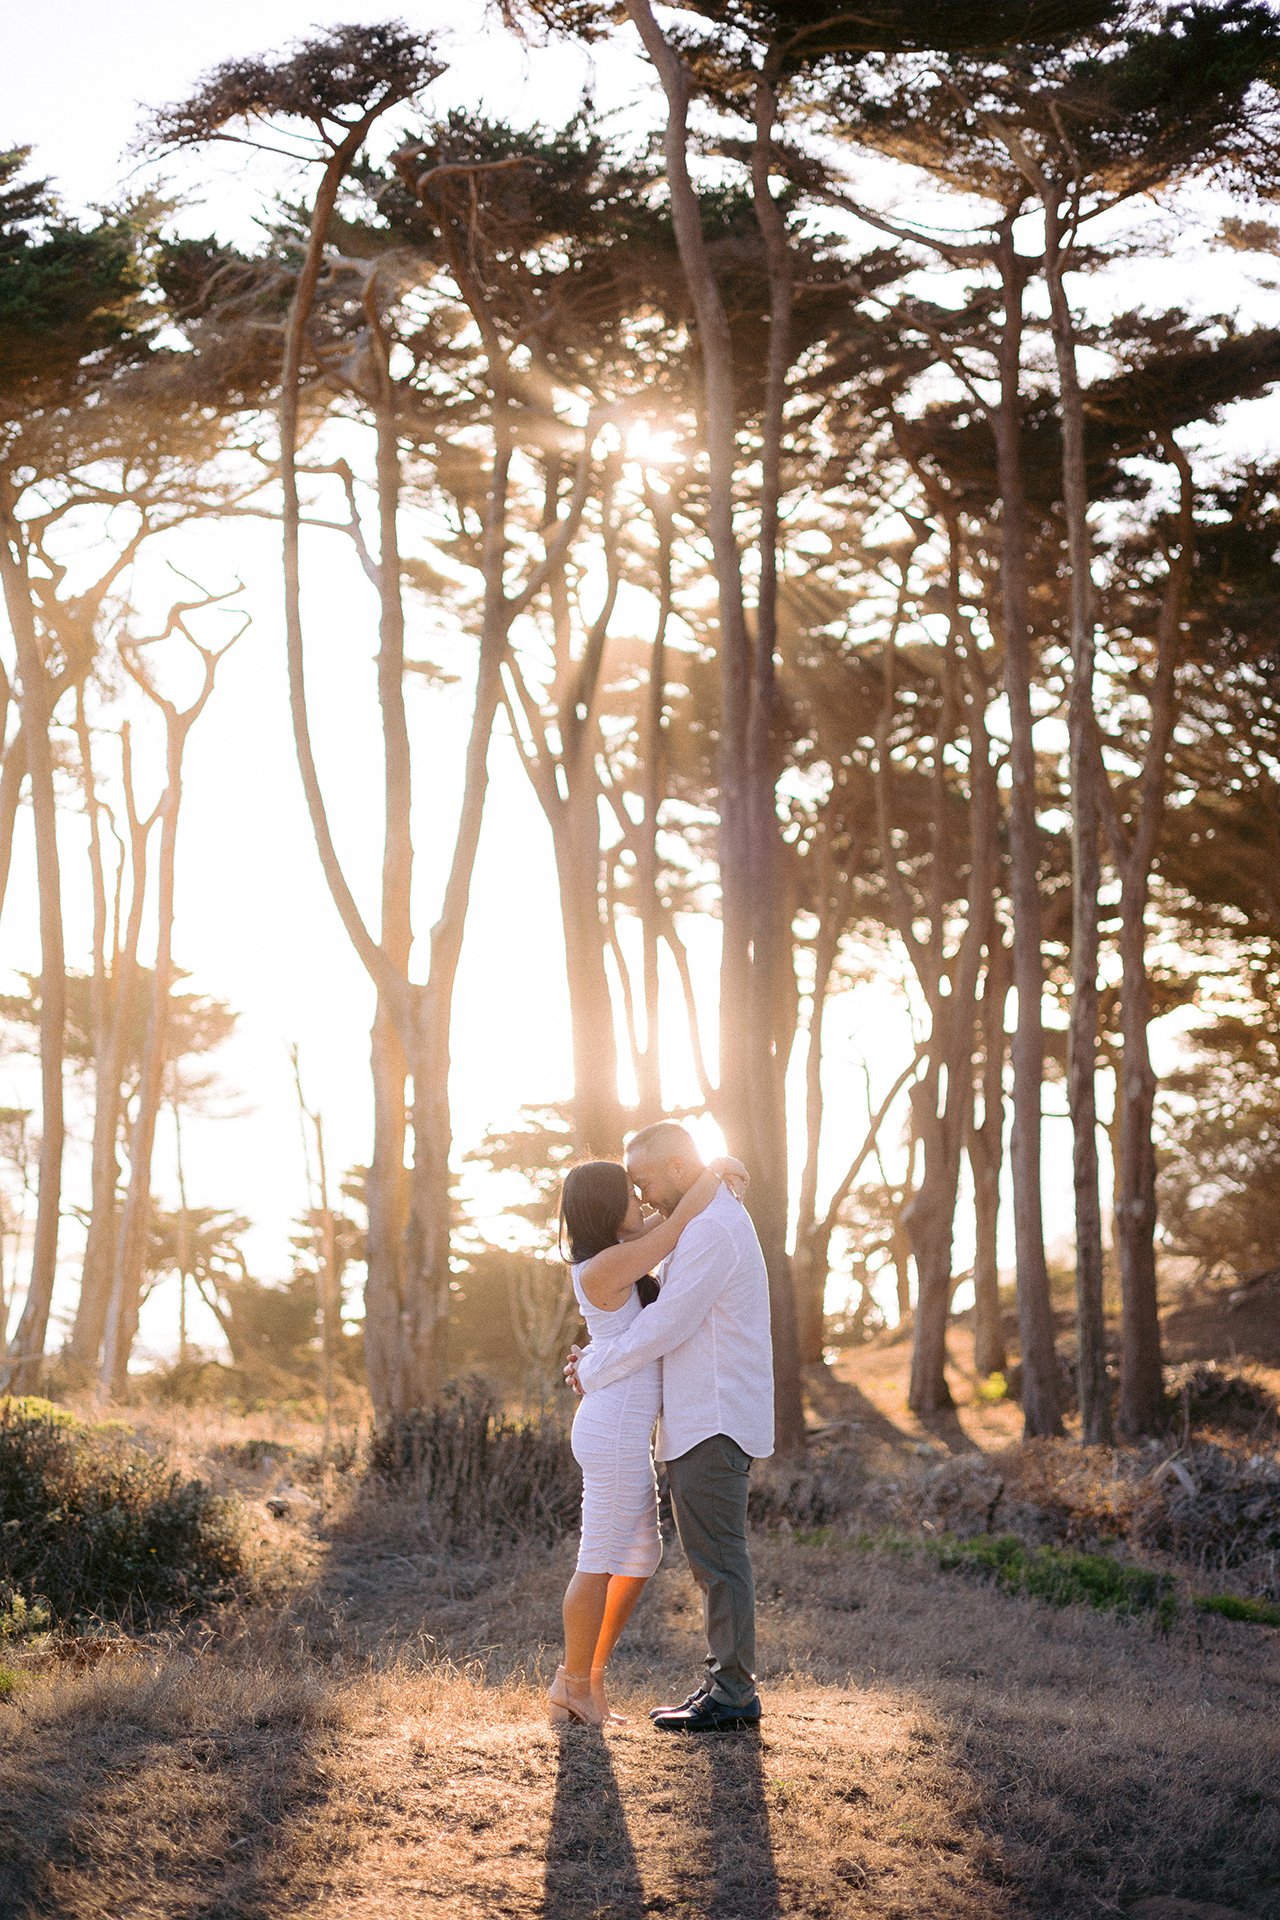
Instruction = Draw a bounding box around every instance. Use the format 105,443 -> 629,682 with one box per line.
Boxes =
569,1263 -> 663,1577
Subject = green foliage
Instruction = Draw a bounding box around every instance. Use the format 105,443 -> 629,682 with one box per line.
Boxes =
0,149 -> 152,411
143,24 -> 443,150
927,1533 -> 1178,1625
0,1593 -> 51,1641
0,1395 -> 81,1429
368,1381 -> 579,1549
0,1401 -> 255,1633
1195,1592 -> 1280,1627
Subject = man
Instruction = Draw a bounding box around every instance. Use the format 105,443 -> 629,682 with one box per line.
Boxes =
565,1120 -> 775,1733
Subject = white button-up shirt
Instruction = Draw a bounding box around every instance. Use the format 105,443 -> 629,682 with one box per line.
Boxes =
574,1182 -> 776,1463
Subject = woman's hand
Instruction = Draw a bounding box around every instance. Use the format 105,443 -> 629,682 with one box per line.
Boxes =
708,1154 -> 749,1201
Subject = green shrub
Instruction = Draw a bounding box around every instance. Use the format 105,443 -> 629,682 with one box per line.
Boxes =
1195,1592 -> 1280,1627
0,1400 -> 255,1634
368,1380 -> 579,1548
928,1532 -> 1176,1624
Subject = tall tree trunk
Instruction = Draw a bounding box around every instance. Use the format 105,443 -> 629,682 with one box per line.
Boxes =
100,614 -> 233,1395
625,0 -> 803,1447
1114,909 -> 1163,1430
554,799 -> 625,1156
102,747 -> 184,1394
743,56 -> 804,1437
637,488 -> 674,1125
71,726 -> 157,1371
970,937 -> 1011,1379
0,490 -> 66,1395
364,373 -> 414,1417
0,721 -> 29,928
278,118 -> 443,1413
1111,442 -> 1191,1434
1043,199 -> 1111,1447
397,513 -> 511,1408
993,225 -> 1063,1438
904,1081 -> 961,1411
793,897 -> 839,1365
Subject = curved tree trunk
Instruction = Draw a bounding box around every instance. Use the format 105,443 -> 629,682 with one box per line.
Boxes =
0,488 -> 66,1395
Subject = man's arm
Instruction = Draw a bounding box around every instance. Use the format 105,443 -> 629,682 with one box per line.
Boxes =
574,1220 -> 733,1394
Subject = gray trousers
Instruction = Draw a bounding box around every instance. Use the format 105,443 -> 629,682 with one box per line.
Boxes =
664,1433 -> 757,1707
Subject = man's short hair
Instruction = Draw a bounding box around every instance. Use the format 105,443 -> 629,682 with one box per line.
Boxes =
625,1120 -> 700,1162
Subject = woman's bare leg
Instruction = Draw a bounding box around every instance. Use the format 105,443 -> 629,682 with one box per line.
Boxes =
553,1571 -> 610,1722
590,1574 -> 649,1716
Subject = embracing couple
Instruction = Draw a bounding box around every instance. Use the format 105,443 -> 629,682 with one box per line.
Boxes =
551,1120 -> 774,1734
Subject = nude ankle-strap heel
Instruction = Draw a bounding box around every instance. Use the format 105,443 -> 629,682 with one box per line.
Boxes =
548,1666 -> 603,1728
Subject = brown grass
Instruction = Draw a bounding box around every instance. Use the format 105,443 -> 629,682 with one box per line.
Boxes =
3,1309 -> 1279,1920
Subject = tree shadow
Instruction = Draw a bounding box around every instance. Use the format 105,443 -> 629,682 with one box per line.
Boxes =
806,1360 -> 987,1456
803,1363 -> 919,1450
0,1657 -> 335,1920
916,1405 -> 983,1455
543,1726 -> 645,1920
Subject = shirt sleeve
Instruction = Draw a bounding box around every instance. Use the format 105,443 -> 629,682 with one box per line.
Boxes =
576,1220 -> 733,1393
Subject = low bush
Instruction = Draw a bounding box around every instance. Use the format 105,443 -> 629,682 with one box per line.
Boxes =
1195,1592 -> 1280,1627
748,1441 -> 867,1532
1164,1361 -> 1278,1434
1131,1441 -> 1280,1596
0,1398 -> 257,1634
927,1532 -> 1177,1624
367,1380 -> 579,1548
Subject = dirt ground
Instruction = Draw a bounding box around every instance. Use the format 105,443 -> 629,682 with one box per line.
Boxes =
2,1300 -> 1279,1920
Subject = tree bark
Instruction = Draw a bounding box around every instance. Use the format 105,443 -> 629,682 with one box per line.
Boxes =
363,368 -> 414,1416
793,892 -> 840,1365
970,936 -> 1011,1378
1042,195 -> 1111,1446
993,223 -> 1063,1438
554,799 -> 625,1155
1110,442 -> 1191,1434
501,457 -> 627,1159
0,486 -> 66,1395
69,724 -> 157,1370
637,487 -> 674,1124
625,0 -> 804,1448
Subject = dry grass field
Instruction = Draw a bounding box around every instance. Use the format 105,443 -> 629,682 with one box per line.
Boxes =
2,1295 -> 1279,1920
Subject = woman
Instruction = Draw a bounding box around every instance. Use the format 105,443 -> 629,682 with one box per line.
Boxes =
549,1153 -> 747,1728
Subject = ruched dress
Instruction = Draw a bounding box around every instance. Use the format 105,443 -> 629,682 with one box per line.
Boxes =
569,1263 -> 663,1577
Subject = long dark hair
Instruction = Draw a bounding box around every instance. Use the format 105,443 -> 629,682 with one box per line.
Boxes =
558,1160 -> 658,1306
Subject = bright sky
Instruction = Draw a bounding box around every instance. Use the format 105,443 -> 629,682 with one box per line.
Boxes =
2,4 -> 1276,1363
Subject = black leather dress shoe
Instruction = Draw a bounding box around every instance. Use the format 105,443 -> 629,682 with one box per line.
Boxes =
651,1692 -> 762,1734
648,1686 -> 710,1721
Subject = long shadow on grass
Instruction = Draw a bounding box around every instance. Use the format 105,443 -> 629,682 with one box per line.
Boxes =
543,1728 -> 644,1920
698,1733 -> 780,1920
0,1661 -> 334,1920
